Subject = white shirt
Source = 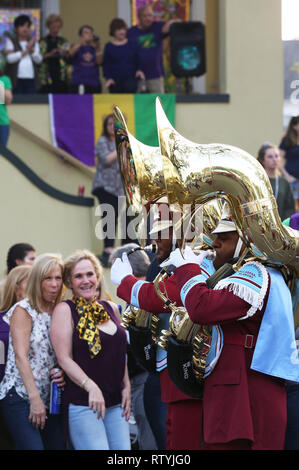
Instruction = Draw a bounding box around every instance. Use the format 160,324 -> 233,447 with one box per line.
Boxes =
0,298 -> 57,408
5,38 -> 42,79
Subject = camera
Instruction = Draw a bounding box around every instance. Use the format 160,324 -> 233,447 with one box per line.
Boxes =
93,34 -> 100,42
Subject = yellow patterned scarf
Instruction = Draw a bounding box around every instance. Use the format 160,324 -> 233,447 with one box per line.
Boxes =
73,296 -> 110,358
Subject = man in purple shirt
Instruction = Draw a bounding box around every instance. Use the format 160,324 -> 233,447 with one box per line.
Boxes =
128,6 -> 180,93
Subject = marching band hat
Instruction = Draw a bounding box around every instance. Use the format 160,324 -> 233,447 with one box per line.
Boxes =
212,202 -> 237,234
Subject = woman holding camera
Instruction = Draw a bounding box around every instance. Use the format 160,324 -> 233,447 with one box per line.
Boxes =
69,25 -> 102,94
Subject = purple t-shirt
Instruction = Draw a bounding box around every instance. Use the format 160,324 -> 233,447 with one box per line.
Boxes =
102,40 -> 141,82
128,21 -> 166,79
71,45 -> 101,87
0,311 -> 9,383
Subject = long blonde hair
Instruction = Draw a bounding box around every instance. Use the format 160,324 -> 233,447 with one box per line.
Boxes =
0,265 -> 32,312
26,253 -> 63,313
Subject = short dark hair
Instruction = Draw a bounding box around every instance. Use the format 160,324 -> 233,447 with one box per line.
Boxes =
6,243 -> 35,274
78,25 -> 94,36
109,18 -> 127,36
14,14 -> 32,29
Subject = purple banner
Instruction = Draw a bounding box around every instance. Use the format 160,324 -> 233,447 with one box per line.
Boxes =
49,94 -> 95,166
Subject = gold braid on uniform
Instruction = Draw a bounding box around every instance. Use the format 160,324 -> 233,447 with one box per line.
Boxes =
73,296 -> 110,358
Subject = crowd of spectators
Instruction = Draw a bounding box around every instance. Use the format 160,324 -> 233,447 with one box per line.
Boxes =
0,6 -> 178,96
0,243 -> 140,450
0,240 -> 171,451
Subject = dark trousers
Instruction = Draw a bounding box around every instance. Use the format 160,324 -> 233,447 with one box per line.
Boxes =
109,77 -> 138,94
69,83 -> 102,94
143,372 -> 167,450
0,125 -> 10,147
285,383 -> 299,450
93,188 -> 120,249
13,78 -> 36,94
0,388 -> 65,450
93,187 -> 137,250
39,80 -> 68,94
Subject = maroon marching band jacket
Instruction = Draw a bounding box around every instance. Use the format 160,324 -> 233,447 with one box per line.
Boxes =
172,263 -> 287,449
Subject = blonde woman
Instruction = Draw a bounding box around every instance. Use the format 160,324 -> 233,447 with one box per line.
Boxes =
0,265 -> 32,381
0,265 -> 31,450
0,254 -> 65,450
39,14 -> 70,93
50,249 -> 131,450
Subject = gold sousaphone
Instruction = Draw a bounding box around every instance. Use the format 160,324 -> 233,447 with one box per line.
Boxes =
155,97 -> 299,275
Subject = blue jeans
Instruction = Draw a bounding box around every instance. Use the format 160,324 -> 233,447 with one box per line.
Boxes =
0,388 -> 65,450
0,125 -> 9,147
69,403 -> 131,450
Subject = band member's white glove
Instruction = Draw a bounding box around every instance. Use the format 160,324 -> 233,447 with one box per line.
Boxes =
195,249 -> 213,266
160,246 -> 208,268
110,253 -> 133,285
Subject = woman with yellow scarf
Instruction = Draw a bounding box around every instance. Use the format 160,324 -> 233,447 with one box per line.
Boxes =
50,249 -> 131,450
